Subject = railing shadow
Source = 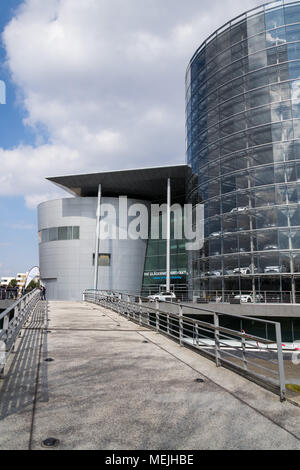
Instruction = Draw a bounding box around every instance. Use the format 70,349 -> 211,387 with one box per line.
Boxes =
0,301 -> 49,420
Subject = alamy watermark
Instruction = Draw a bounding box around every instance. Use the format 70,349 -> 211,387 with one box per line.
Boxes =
97,197 -> 204,251
0,80 -> 6,104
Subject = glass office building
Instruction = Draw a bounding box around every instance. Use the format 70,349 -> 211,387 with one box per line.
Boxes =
142,212 -> 187,297
186,1 -> 300,301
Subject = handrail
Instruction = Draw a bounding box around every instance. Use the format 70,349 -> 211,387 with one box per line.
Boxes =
0,289 -> 38,321
83,289 -> 287,401
0,289 -> 41,378
83,288 -> 285,324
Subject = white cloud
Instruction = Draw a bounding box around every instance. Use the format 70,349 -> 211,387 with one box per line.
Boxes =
4,222 -> 36,230
2,0 -> 266,208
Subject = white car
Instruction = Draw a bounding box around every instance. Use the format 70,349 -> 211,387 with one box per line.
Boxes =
148,292 -> 177,302
264,266 -> 287,274
234,294 -> 253,303
230,207 -> 248,214
233,267 -> 251,275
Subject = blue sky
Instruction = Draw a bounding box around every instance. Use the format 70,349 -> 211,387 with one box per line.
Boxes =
0,1 -> 39,278
0,0 -> 265,279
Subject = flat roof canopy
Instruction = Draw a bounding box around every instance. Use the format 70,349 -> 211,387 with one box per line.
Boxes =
48,164 -> 191,202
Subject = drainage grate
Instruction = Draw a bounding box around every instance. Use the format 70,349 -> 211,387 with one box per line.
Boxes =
41,438 -> 60,448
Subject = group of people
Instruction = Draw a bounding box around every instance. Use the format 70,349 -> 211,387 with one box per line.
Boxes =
0,286 -> 19,300
0,285 -> 46,300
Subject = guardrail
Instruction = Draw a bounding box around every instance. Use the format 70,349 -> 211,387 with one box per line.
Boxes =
83,289 -> 286,401
0,289 -> 40,377
194,290 -> 298,304
139,289 -> 300,304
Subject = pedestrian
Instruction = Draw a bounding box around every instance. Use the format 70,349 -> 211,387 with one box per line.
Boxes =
40,285 -> 46,301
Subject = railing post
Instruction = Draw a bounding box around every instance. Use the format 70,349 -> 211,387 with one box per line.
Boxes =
275,323 -> 286,402
214,313 -> 221,367
195,322 -> 199,347
139,297 -> 142,325
155,300 -> 159,331
127,295 -> 131,318
179,304 -> 183,346
241,332 -> 248,371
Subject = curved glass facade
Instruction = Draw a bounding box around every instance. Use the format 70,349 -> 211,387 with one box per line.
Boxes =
186,1 -> 300,301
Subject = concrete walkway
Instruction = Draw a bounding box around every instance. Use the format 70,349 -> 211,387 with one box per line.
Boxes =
1,300 -> 300,450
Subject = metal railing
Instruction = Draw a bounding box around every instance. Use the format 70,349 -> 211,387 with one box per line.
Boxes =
83,289 -> 286,401
194,290 -> 299,304
139,289 -> 300,304
0,289 -> 40,377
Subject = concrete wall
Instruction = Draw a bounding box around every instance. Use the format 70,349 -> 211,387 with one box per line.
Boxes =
38,197 -> 148,300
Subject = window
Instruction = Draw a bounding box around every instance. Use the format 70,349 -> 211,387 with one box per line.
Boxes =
39,226 -> 80,243
92,253 -> 111,267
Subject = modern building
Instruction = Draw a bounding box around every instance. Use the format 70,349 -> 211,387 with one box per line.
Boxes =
0,277 -> 14,288
16,273 -> 27,292
38,165 -> 189,300
186,0 -> 300,303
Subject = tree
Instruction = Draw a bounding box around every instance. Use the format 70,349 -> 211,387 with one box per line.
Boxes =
25,280 -> 39,292
8,279 -> 17,288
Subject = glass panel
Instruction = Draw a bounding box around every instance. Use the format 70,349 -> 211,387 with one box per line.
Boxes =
222,214 -> 237,233
247,87 -> 270,108
73,226 -> 80,240
224,255 -> 239,275
239,233 -> 251,253
223,234 -> 238,254
247,13 -> 265,37
278,230 -> 290,249
250,145 -> 274,166
248,125 -> 272,146
277,207 -> 289,226
222,195 -> 236,213
265,8 -> 284,30
237,213 -> 250,231
209,238 -> 221,256
58,226 -> 68,240
248,50 -> 267,71
41,229 -> 49,243
292,252 -> 300,272
49,227 -> 58,242
254,166 -> 274,186
285,4 -> 300,26
257,230 -> 278,251
247,105 -> 271,126
291,229 -> 300,248
276,185 -> 288,204
289,60 -> 300,80
288,42 -> 300,62
245,69 -> 269,91
256,208 -> 278,228
280,252 -> 291,273
290,205 -> 300,226
230,20 -> 247,45
259,252 -> 280,273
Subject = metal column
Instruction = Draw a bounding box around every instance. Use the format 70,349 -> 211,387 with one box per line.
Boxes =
166,178 -> 171,292
93,184 -> 102,291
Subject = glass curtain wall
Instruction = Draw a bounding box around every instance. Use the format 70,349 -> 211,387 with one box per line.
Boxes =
142,211 -> 187,299
186,1 -> 300,302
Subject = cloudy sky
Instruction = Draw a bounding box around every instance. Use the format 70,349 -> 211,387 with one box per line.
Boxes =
0,0 -> 266,277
